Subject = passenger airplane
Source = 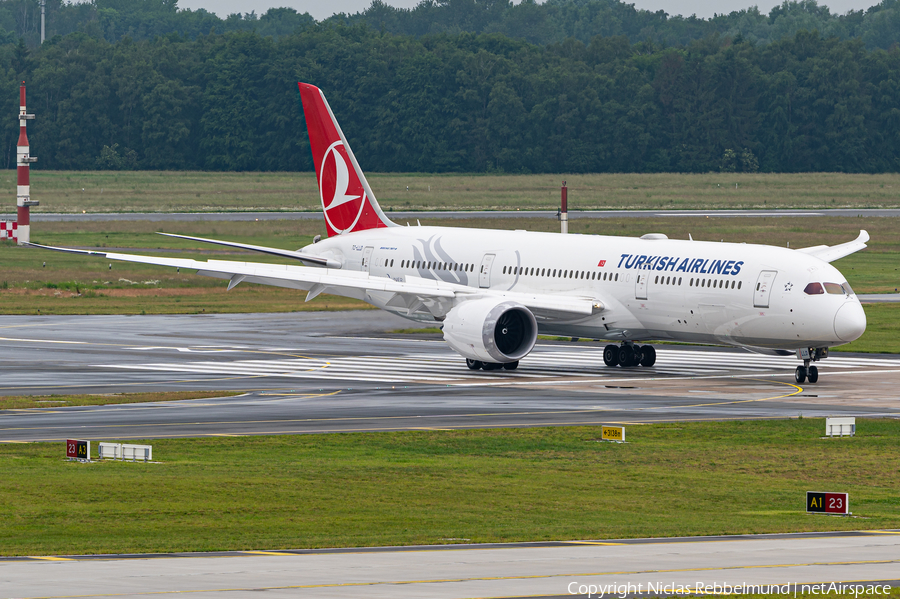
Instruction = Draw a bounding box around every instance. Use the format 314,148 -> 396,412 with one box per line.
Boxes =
31,82 -> 869,385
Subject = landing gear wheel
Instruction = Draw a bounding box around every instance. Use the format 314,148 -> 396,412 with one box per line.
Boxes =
482,362 -> 502,371
807,365 -> 818,383
794,365 -> 807,384
603,345 -> 619,367
503,361 -> 519,371
617,346 -> 633,367
639,345 -> 656,367
466,359 -> 483,370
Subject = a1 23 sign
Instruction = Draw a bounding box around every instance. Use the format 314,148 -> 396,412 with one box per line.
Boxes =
807,491 -> 848,514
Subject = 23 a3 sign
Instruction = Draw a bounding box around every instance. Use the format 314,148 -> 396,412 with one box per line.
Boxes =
66,439 -> 90,460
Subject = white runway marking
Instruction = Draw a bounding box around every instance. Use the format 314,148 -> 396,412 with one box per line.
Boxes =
102,346 -> 900,384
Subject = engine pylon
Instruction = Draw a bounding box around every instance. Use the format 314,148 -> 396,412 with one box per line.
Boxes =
16,81 -> 37,245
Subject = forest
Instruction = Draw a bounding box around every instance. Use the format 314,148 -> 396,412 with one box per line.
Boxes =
4,0 -> 900,50
0,0 -> 896,173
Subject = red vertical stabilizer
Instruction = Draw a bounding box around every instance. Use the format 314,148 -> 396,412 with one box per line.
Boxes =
298,83 -> 393,237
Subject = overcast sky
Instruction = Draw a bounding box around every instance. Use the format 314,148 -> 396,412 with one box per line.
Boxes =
175,0 -> 882,22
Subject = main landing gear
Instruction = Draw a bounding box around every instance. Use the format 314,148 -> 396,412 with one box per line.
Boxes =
795,347 -> 827,384
603,343 -> 656,368
467,359 -> 518,371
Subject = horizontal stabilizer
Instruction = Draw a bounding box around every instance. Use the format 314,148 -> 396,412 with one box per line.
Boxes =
795,230 -> 869,263
156,233 -> 342,268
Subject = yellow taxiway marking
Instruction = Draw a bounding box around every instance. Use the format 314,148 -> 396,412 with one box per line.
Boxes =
0,390 -> 340,418
0,416 -> 788,442
634,377 -> 803,410
867,530 -> 900,535
242,550 -> 298,556
0,374 -> 270,394
565,541 -> 625,546
0,390 -> 784,435
28,556 -> 74,561
10,559 -> 900,598
0,337 -> 88,345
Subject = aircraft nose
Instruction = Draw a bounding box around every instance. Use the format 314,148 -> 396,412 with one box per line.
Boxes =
834,302 -> 867,342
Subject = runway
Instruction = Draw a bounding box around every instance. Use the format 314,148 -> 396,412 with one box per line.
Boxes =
3,530 -> 899,598
1,312 -> 899,442
8,207 -> 900,221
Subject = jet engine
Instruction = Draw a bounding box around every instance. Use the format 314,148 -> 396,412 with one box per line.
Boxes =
442,298 -> 538,363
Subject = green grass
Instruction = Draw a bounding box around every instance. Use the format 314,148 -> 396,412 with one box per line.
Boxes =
8,171 -> 900,213
0,222 -> 372,314
0,391 -> 241,410
1,419 -> 899,556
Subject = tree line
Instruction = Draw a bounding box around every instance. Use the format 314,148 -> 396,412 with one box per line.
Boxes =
3,0 -> 900,51
1,15 -> 898,173
344,0 -> 900,50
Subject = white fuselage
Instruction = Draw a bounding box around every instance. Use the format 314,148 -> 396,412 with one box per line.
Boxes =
302,226 -> 866,351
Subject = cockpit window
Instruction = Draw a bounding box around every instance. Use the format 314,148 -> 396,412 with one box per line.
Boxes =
824,282 -> 844,295
804,282 -> 825,295
842,282 -> 855,295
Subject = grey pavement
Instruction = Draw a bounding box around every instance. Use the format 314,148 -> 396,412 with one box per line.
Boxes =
1,531 -> 898,598
860,294 -> 900,302
1,312 -> 899,442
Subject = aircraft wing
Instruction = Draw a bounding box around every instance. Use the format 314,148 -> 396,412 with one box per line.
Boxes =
26,243 -> 602,319
795,230 -> 869,263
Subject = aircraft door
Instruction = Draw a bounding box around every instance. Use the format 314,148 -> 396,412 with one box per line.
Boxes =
754,270 -> 777,308
362,246 -> 374,272
479,254 -> 495,288
635,272 -> 648,300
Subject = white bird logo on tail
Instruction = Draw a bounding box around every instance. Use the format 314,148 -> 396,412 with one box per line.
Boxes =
324,142 -> 360,211
320,140 -> 365,234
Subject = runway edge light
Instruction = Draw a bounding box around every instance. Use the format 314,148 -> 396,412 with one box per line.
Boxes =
601,425 -> 624,442
807,491 -> 849,515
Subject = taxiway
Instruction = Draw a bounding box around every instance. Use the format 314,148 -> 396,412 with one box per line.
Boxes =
2,530 -> 899,598
1,312 -> 898,442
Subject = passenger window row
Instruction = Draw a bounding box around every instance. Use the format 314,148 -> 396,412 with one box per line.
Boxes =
654,275 -> 683,286
400,259 -> 474,272
691,278 -> 741,290
501,265 -> 620,282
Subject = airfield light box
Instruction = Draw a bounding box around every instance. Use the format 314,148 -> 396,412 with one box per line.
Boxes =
807,491 -> 849,515
66,439 -> 90,460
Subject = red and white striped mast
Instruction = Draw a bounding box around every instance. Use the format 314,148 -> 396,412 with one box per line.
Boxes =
16,81 -> 37,245
560,180 -> 568,234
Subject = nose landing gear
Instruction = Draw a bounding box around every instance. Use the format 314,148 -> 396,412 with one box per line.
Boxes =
795,347 -> 826,384
604,343 -> 656,368
795,364 -> 819,384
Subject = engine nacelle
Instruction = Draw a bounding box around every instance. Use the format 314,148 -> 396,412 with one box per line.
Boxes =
443,299 -> 538,363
